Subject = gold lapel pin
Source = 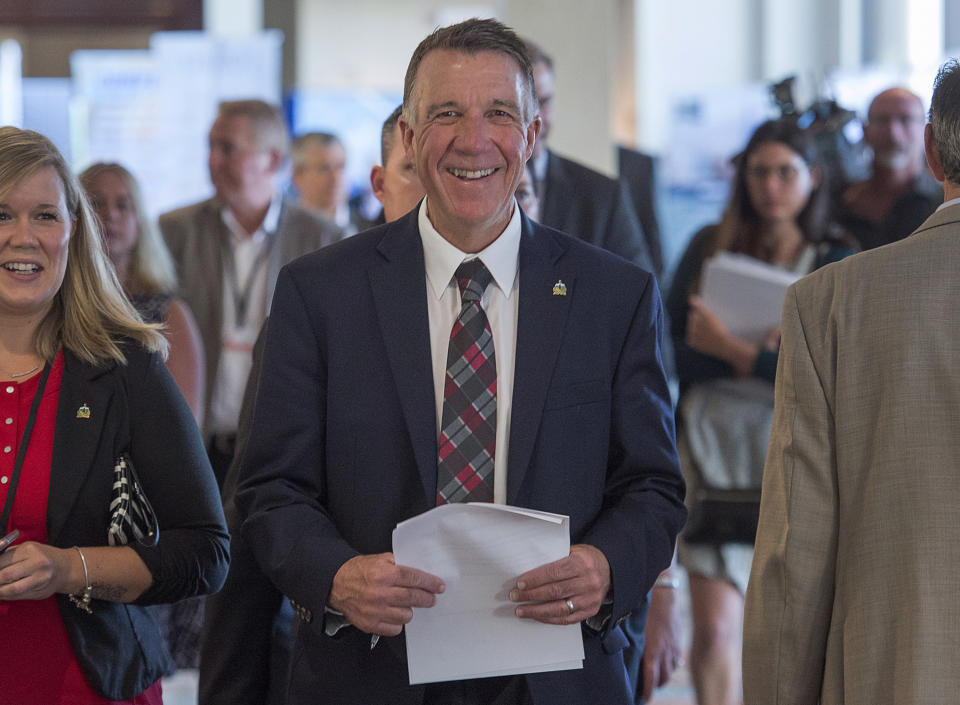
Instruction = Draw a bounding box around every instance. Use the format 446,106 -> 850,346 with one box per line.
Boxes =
76,403 -> 91,420
552,280 -> 567,296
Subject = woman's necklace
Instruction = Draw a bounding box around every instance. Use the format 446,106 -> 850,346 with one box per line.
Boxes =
6,363 -> 41,379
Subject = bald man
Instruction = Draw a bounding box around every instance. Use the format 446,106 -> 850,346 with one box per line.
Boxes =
838,87 -> 940,250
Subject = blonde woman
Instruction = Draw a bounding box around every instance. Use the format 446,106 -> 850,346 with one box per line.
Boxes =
80,163 -> 204,426
0,126 -> 228,704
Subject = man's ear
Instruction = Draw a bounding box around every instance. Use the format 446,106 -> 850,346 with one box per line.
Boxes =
925,122 -> 946,182
524,115 -> 542,162
370,165 -> 386,202
266,147 -> 285,175
399,116 -> 416,163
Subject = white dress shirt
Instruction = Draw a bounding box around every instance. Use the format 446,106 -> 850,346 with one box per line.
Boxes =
418,197 -> 521,506
209,195 -> 282,434
323,197 -> 523,640
937,195 -> 960,211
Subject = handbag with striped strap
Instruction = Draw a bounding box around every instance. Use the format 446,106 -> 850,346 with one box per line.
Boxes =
107,454 -> 159,547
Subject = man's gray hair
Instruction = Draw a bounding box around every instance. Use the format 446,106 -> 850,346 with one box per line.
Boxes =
291,132 -> 343,170
402,17 -> 537,126
218,99 -> 291,157
930,59 -> 960,183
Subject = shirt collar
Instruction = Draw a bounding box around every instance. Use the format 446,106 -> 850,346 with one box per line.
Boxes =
220,192 -> 283,241
936,195 -> 960,212
418,196 -> 521,301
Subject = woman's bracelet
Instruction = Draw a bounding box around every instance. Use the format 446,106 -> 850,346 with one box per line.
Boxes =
68,546 -> 94,613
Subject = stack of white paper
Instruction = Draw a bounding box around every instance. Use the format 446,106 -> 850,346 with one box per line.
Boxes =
700,251 -> 803,345
392,503 -> 584,684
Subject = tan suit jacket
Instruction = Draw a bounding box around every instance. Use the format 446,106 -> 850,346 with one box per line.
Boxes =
743,204 -> 960,705
159,197 -> 343,435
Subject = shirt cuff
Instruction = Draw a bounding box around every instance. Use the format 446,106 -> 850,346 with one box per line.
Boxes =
584,591 -> 615,633
323,605 -> 379,649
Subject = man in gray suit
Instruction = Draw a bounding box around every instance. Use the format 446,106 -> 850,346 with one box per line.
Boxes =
197,106 -> 425,705
744,59 -> 960,705
159,99 -> 342,487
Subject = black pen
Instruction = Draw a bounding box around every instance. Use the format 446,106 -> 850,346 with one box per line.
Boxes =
0,529 -> 21,554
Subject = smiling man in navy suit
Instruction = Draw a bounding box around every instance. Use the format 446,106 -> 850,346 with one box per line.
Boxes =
235,17 -> 685,705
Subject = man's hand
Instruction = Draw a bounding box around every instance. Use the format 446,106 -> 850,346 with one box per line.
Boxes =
509,544 -> 610,624
328,553 -> 445,636
641,584 -> 684,701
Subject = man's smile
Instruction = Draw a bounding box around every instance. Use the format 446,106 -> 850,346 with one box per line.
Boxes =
447,167 -> 498,180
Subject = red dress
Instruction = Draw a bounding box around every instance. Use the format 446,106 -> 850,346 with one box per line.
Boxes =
0,352 -> 162,705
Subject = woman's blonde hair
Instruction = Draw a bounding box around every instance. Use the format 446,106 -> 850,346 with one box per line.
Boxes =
79,162 -> 178,296
0,126 -> 167,364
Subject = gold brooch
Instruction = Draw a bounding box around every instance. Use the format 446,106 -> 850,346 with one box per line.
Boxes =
552,280 -> 567,296
76,403 -> 91,419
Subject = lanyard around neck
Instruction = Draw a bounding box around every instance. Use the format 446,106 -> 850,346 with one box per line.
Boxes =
220,231 -> 275,328
0,361 -> 53,531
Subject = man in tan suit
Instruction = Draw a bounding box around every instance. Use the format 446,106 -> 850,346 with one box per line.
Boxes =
743,59 -> 960,704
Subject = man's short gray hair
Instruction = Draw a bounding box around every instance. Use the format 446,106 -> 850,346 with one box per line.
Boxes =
291,132 -> 343,170
402,17 -> 537,127
930,60 -> 960,184
218,99 -> 291,157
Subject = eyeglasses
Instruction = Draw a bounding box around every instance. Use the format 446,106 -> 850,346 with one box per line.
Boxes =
745,165 -> 800,182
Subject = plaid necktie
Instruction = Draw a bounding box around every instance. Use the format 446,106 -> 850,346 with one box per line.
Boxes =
437,259 -> 497,504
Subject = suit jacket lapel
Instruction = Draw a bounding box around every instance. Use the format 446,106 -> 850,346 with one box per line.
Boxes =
47,352 -> 115,545
507,218 -> 573,503
267,201 -> 292,311
198,199 -> 227,329
368,214 -> 439,504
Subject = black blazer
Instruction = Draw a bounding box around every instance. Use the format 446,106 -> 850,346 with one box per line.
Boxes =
50,346 -> 229,699
540,150 -> 655,274
236,211 -> 686,705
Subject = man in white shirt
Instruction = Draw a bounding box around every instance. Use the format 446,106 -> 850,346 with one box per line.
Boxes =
197,104 -> 424,705
291,131 -> 373,236
160,99 -> 342,488
235,19 -> 685,705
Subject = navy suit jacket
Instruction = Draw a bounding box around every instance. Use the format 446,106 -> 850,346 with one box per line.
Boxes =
540,150 -> 655,274
235,209 -> 685,705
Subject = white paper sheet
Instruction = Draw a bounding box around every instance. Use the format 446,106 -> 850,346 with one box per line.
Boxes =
392,503 -> 584,684
700,251 -> 803,345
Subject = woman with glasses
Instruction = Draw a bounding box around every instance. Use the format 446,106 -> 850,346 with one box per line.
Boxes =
666,119 -> 855,705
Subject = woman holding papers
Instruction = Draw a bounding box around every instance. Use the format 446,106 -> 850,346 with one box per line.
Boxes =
666,119 -> 855,705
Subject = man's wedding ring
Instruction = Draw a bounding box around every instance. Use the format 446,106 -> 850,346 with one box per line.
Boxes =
565,599 -> 575,615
